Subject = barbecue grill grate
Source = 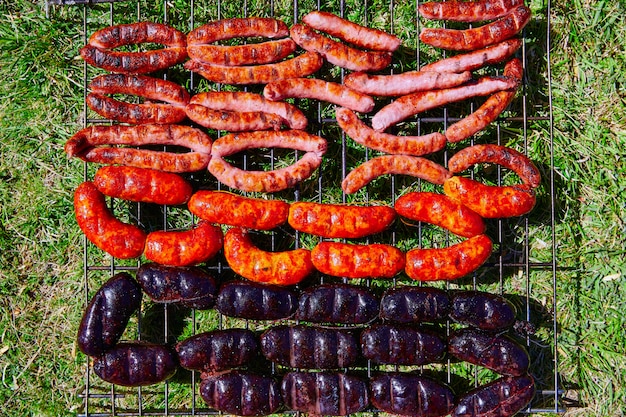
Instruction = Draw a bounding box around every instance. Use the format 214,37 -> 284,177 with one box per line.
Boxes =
48,0 -> 563,414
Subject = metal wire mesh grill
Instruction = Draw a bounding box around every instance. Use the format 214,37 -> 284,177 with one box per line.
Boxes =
48,0 -> 563,414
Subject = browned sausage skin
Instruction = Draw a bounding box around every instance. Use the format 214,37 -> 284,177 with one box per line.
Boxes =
419,0 -> 525,22
187,38 -> 297,66
421,39 -> 522,73
311,241 -> 405,279
344,70 -> 473,97
187,18 -> 289,44
185,105 -> 285,132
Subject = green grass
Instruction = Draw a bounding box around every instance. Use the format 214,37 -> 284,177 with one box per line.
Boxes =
0,0 -> 625,415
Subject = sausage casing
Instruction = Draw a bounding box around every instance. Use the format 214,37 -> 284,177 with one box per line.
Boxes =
344,70 -> 473,97
187,18 -> 289,44
295,283 -> 379,325
419,0 -> 525,22
311,242 -> 405,279
360,324 -> 447,365
379,286 -> 450,324
453,375 -> 535,417
216,280 -> 297,320
187,38 -> 297,66
450,290 -> 517,331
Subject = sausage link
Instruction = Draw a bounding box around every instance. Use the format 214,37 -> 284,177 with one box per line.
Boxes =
421,39 -> 522,73
344,70 -> 473,97
342,155 -> 452,194
453,375 -> 535,417
450,290 -> 517,331
143,221 -> 224,267
419,0 -> 525,22
361,324 -> 447,365
295,283 -> 380,325
394,191 -> 485,238
216,280 -> 298,320
379,286 -> 451,323
187,38 -> 297,66
185,105 -> 285,132
188,190 -> 290,230
187,18 -> 289,44
88,21 -> 186,49
443,176 -> 537,218
311,241 -> 405,279
223,227 -> 314,286
211,129 -> 327,158
405,234 -> 493,281
288,202 -> 396,239
74,181 -> 146,259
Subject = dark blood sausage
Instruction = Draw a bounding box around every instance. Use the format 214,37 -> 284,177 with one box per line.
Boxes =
200,371 -> 283,416
370,373 -> 456,417
295,283 -> 380,325
448,143 -> 541,189
216,280 -> 298,320
336,107 -> 447,156
74,181 -> 146,259
77,272 -> 142,357
405,234 -> 493,281
188,190 -> 290,231
86,74 -> 189,124
394,192 -> 486,238
360,324 -> 447,365
342,155 -> 452,194
421,39 -> 522,73
419,0 -> 525,22
187,17 -> 289,44
175,329 -> 259,372
93,166 -> 193,205
443,176 -> 537,218
288,202 -> 396,239
448,329 -> 530,376
223,228 -> 314,286
144,221 -> 224,267
184,51 -> 324,85
263,78 -> 375,113
302,10 -> 401,52
260,325 -> 359,369
187,38 -> 297,66
371,76 -> 519,132
450,290 -> 517,331
453,375 -> 535,417
379,286 -> 451,324
189,91 -> 308,130
445,58 -> 523,142
65,124 -> 212,173
343,70 -> 473,97
419,6 -> 532,51
80,21 -> 187,73
135,263 -> 217,309
93,342 -> 177,386
185,105 -> 285,132
311,241 -> 405,279
282,372 -> 369,415
290,23 -> 393,72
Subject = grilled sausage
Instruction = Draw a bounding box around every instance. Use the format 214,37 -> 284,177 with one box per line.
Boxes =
361,324 -> 447,365
74,181 -> 146,259
450,290 -> 517,331
311,241 -> 405,279
370,373 -> 456,417
419,0 -> 525,22
175,329 -> 259,372
302,10 -> 401,51
143,221 -> 224,267
419,6 -> 531,51
336,107 -> 447,156
288,202 -> 396,239
188,190 -> 290,230
77,272 -> 142,357
93,166 -> 193,205
453,375 -> 535,417
421,39 -> 522,73
344,70 -> 473,97
185,105 -> 285,132
290,23 -> 392,72
447,143 -> 541,188
187,18 -> 289,44
184,51 -> 324,85
223,227 -> 314,286
263,78 -> 375,113
295,283 -> 380,325
93,342 -> 177,386
443,176 -> 537,218
210,129 -> 327,158
371,76 -> 519,132
405,234 -> 493,281
379,285 -> 451,324
135,263 -> 217,309
342,155 -> 452,194
187,38 -> 297,66
282,372 -> 369,415
200,371 -> 283,416
216,280 -> 298,320
394,192 -> 486,238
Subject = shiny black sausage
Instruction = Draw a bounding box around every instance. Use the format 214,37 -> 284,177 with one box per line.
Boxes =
453,375 -> 535,417
379,286 -> 450,324
216,280 -> 297,320
295,283 -> 379,325
450,291 -> 517,331
361,324 -> 447,365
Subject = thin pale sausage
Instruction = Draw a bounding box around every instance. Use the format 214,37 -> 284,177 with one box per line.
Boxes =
343,70 -> 473,97
421,39 -> 522,73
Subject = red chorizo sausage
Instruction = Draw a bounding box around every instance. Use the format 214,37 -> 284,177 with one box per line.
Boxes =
93,166 -> 193,205
187,38 -> 297,66
187,18 -> 290,45
223,227 -> 314,286
143,220 -> 223,267
394,192 -> 485,238
302,11 -> 401,52
336,107 -> 447,156
342,155 -> 452,194
419,0 -> 525,22
421,39 -> 522,73
443,176 -> 537,218
288,202 -> 396,238
74,181 -> 146,259
290,23 -> 392,72
419,6 -> 531,51
343,70 -> 473,97
185,105 -> 285,132
311,242 -> 405,279
188,190 -> 290,230
405,234 -> 493,281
